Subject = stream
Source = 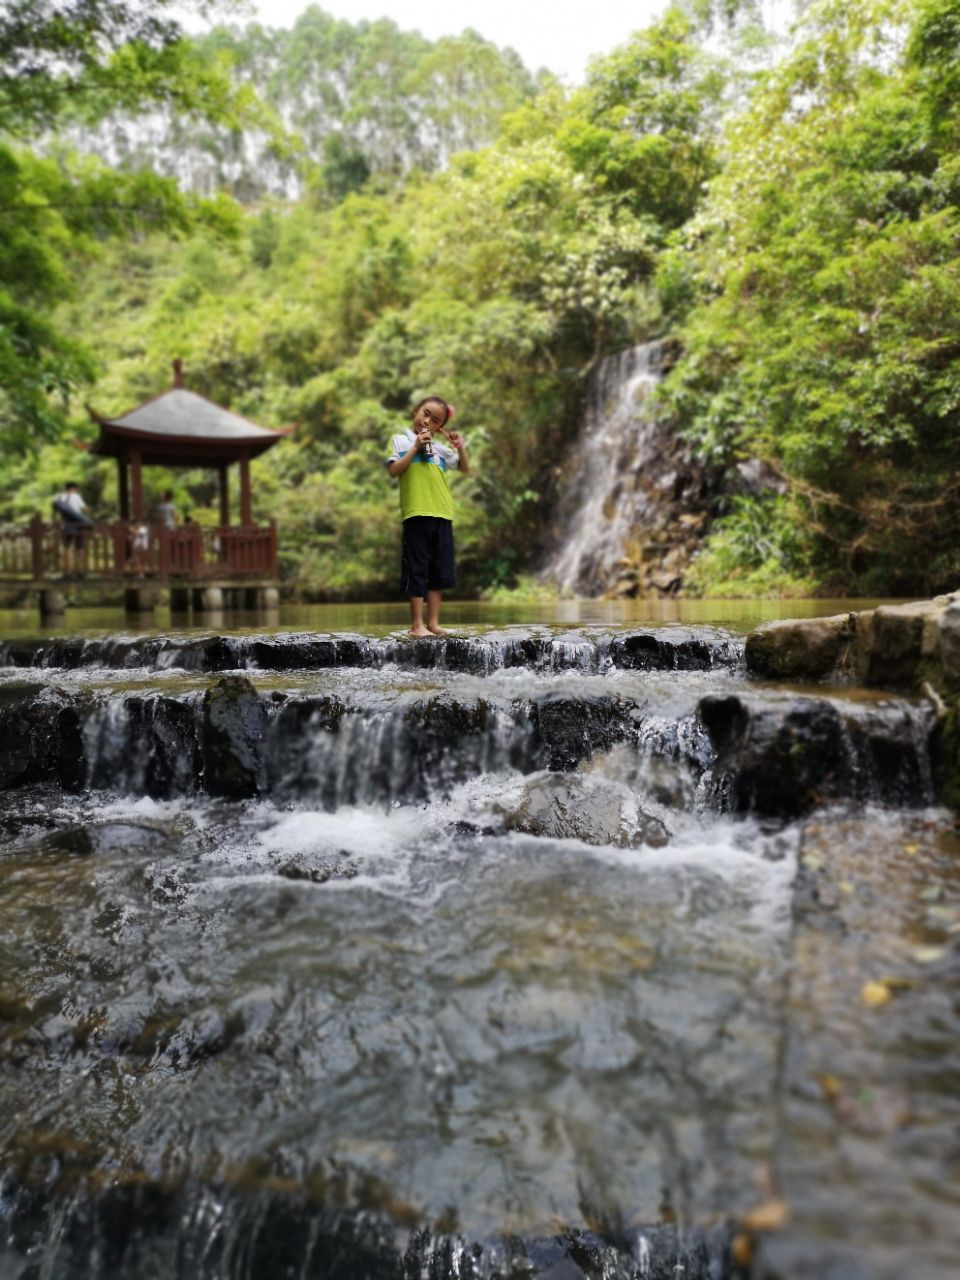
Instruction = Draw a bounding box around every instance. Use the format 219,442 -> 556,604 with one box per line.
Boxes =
0,609 -> 958,1279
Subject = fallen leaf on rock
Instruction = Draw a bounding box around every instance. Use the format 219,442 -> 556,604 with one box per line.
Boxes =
903,843 -> 920,856
911,946 -> 945,964
817,1073 -> 842,1102
861,979 -> 893,1007
731,1234 -> 754,1267
741,1199 -> 790,1232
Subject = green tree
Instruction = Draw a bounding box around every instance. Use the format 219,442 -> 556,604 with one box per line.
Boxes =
0,1 -> 245,453
662,0 -> 960,595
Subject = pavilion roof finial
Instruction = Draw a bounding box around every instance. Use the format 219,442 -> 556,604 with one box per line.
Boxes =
172,357 -> 184,388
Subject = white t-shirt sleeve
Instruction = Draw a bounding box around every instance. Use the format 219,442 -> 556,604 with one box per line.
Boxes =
387,431 -> 414,466
437,442 -> 459,470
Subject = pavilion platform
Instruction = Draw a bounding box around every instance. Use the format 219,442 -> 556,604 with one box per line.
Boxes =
0,517 -> 280,621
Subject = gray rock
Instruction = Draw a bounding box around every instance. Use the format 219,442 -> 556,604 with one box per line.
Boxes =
855,600 -> 943,687
508,773 -> 669,847
745,614 -> 855,680
277,854 -> 358,884
200,676 -> 268,798
937,601 -> 960,688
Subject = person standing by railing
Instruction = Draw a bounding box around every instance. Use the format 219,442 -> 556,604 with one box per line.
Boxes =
154,490 -> 176,530
52,482 -> 91,578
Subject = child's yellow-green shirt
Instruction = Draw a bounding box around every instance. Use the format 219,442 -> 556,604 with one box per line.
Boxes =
386,429 -> 460,521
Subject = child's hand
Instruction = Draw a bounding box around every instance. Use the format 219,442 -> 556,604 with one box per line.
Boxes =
447,430 -> 464,449
416,428 -> 432,449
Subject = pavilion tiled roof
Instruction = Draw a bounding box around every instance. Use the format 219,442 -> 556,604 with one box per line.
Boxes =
101,388 -> 282,442
89,361 -> 288,463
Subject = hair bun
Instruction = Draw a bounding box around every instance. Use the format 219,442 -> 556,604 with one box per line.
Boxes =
445,403 -> 456,421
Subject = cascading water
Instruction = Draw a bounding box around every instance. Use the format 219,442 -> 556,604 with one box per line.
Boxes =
0,623 -> 957,1280
543,342 -> 708,598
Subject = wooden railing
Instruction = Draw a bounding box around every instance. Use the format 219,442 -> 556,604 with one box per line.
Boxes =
0,517 -> 278,582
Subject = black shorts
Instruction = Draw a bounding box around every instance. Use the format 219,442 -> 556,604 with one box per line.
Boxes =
401,516 -> 455,597
61,525 -> 86,548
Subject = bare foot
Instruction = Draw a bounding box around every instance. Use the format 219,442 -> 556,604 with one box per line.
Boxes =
427,624 -> 449,636
409,625 -> 432,637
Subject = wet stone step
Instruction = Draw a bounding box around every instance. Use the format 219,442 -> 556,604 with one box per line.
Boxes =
0,677 -> 936,815
700,692 -> 936,816
0,625 -> 744,675
0,1175 -> 734,1280
0,679 -> 688,803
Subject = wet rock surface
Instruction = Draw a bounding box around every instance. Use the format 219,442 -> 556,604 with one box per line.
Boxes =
745,612 -> 856,680
0,1173 -> 735,1280
0,676 -> 937,814
0,684 -> 87,790
0,623 -> 956,1279
608,626 -> 737,671
700,692 -> 934,817
0,625 -> 744,676
507,773 -> 670,847
200,675 -> 269,798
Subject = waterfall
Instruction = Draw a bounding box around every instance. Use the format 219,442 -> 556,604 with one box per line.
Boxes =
543,341 -> 702,598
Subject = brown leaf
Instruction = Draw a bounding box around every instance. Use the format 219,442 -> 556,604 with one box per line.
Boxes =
861,979 -> 893,1007
741,1199 -> 790,1232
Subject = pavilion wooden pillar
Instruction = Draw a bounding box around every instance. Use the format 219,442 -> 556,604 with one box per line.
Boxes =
218,464 -> 230,527
239,455 -> 252,526
130,448 -> 144,522
117,456 -> 130,521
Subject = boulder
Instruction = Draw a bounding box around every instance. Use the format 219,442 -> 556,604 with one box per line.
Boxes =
937,601 -> 960,689
530,695 -> 638,771
745,614 -> 855,680
699,693 -> 933,817
507,773 -> 669,847
700,694 -> 849,817
0,685 -> 86,790
609,627 -> 740,672
277,855 -> 358,884
855,601 -> 943,687
200,676 -> 268,798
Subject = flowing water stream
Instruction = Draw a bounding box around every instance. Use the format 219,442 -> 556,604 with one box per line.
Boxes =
0,620 -> 958,1279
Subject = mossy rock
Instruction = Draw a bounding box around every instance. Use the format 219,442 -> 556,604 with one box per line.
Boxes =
744,614 -> 855,680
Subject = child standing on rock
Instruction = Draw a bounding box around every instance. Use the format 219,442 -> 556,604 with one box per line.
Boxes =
386,396 -> 470,637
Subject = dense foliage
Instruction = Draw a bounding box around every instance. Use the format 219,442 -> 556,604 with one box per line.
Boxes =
6,3 -> 726,597
661,0 -> 960,595
4,0 -> 960,600
0,0 -> 248,451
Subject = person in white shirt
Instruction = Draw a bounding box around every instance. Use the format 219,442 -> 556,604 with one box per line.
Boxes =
154,490 -> 176,530
52,482 -> 90,577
